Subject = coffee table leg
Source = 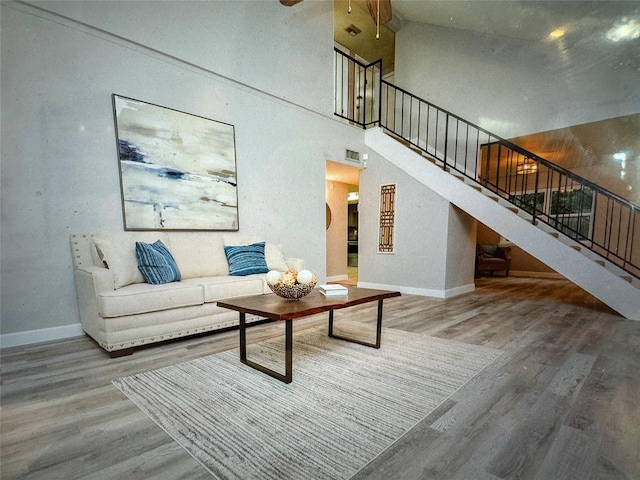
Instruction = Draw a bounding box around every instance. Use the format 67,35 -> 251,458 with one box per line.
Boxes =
239,312 -> 247,362
239,313 -> 293,384
328,299 -> 384,349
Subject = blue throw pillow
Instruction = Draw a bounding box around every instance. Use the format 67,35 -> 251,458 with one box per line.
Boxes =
135,240 -> 181,285
224,242 -> 269,276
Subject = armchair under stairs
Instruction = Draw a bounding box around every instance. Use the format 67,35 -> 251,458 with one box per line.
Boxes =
475,245 -> 511,277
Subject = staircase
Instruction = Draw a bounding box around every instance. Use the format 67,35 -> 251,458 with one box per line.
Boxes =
365,128 -> 640,320
334,49 -> 640,320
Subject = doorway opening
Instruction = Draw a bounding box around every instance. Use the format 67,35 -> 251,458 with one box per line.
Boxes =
347,194 -> 359,285
326,160 -> 361,285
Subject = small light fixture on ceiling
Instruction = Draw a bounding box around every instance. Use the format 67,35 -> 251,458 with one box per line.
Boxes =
345,24 -> 361,37
607,18 -> 640,42
549,29 -> 565,39
376,0 -> 380,39
348,0 -> 391,40
516,158 -> 538,175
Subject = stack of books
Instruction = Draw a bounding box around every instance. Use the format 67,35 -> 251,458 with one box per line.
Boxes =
319,284 -> 348,296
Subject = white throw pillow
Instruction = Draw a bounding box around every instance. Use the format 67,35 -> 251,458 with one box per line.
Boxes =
93,232 -> 169,289
265,243 -> 289,272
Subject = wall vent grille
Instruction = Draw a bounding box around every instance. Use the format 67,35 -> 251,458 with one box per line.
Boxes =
345,149 -> 360,163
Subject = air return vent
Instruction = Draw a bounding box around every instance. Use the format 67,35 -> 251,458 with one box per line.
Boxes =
345,149 -> 360,163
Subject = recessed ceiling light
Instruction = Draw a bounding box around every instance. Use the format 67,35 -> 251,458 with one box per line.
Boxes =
345,24 -> 361,37
549,29 -> 565,38
607,18 -> 640,42
613,152 -> 627,161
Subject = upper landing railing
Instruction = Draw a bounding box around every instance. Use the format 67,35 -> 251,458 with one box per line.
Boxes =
334,48 -> 640,279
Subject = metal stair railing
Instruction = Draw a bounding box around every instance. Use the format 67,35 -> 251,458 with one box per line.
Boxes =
334,48 -> 640,280
333,48 -> 382,130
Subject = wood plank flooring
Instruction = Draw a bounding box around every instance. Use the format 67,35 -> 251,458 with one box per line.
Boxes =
1,277 -> 639,479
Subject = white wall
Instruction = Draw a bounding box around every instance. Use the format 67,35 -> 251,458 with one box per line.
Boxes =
395,22 -> 640,138
325,180 -> 349,281
445,205 -> 476,290
358,150 -> 462,296
28,0 -> 335,117
0,1 -> 365,338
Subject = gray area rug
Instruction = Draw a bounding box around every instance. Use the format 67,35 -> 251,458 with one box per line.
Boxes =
113,322 -> 502,480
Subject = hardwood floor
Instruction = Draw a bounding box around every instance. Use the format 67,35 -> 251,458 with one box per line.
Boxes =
1,277 -> 639,479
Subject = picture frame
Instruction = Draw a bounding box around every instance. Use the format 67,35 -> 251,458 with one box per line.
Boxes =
112,94 -> 239,231
378,183 -> 396,253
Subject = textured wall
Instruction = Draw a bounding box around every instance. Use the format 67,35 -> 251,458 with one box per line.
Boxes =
0,1 -> 364,337
358,150 -> 453,293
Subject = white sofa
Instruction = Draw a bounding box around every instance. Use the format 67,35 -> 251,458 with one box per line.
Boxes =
71,232 -> 304,357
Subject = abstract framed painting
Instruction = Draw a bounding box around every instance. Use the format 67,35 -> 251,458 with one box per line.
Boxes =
112,94 -> 238,231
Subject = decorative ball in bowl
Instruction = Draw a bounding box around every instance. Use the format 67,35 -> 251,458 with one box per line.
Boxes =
266,269 -> 317,300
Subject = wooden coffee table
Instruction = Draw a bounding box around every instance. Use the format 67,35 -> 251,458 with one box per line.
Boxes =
217,286 -> 401,383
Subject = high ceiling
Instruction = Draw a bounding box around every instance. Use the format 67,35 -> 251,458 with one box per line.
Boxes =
391,1 -> 640,43
334,0 -> 640,73
331,1 -> 640,202
334,0 -> 396,74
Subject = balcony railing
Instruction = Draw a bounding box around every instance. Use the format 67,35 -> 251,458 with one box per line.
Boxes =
334,48 -> 640,279
334,49 -> 381,129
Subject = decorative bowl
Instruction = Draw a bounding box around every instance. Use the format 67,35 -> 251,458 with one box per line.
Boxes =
268,279 -> 317,300
267,269 -> 317,300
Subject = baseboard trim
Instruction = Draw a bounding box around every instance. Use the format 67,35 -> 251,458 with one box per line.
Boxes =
358,281 -> 475,299
509,270 -> 565,279
326,274 -> 349,283
0,323 -> 84,349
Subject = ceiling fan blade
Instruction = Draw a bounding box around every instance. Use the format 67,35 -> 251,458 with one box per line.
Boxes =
280,0 -> 303,6
365,0 -> 392,25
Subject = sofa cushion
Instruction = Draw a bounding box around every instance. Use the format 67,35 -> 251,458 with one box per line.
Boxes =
167,234 -> 229,278
93,232 -> 170,289
265,243 -> 289,272
136,240 -> 181,285
183,275 -> 265,303
97,282 -> 204,318
224,242 -> 269,276
481,257 -> 508,265
480,245 -> 498,257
